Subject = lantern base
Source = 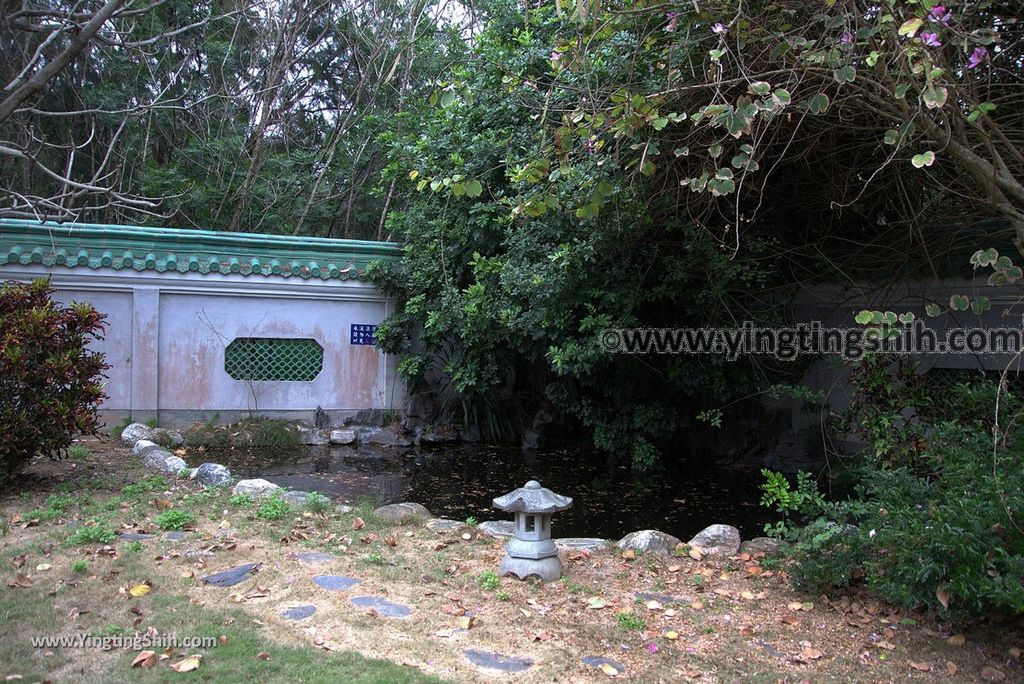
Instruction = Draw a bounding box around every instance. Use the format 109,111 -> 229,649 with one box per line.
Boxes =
499,554 -> 563,582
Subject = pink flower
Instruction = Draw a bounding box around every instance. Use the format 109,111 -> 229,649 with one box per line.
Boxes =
920,32 -> 942,47
647,642 -> 659,654
712,22 -> 727,35
929,6 -> 952,25
666,12 -> 680,32
840,31 -> 853,45
968,46 -> 988,69
550,50 -> 562,63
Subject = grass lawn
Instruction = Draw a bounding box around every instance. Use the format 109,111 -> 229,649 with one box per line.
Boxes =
1,439 -> 1021,682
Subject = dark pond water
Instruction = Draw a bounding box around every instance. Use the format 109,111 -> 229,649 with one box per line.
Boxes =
210,444 -> 773,541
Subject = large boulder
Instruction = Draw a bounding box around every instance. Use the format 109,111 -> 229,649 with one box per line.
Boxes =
297,426 -> 328,446
233,479 -> 282,499
478,520 -> 516,538
151,428 -> 185,447
366,425 -> 413,448
120,423 -> 156,447
282,491 -> 311,507
329,429 -> 357,445
140,449 -> 186,475
132,439 -> 163,457
196,463 -> 232,488
687,524 -> 742,557
739,537 -> 781,556
617,530 -> 683,555
372,502 -> 431,524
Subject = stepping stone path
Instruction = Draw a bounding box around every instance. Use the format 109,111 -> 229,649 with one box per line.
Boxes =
201,563 -> 260,588
350,596 -> 412,617
464,649 -> 533,673
581,656 -> 626,674
295,551 -> 338,565
313,575 -> 361,591
163,531 -> 186,541
281,605 -> 317,621
117,532 -> 155,541
635,591 -> 688,605
554,537 -> 608,552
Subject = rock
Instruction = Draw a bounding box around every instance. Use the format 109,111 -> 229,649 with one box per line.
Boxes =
581,656 -> 626,674
335,504 -> 354,514
372,502 -> 431,524
282,491 -> 311,507
142,449 -> 183,474
425,518 -> 467,533
617,530 -> 683,555
132,439 -> 162,457
350,596 -> 412,617
120,423 -> 155,446
344,408 -> 390,427
117,532 -> 155,541
740,537 -> 781,555
478,520 -> 516,538
151,428 -> 184,447
554,538 -> 609,552
367,425 -> 413,448
196,463 -> 231,488
688,524 -> 742,557
313,575 -> 361,591
295,551 -> 337,565
184,468 -> 198,480
201,563 -> 260,588
232,479 -> 282,499
464,649 -> 533,673
328,429 -> 357,445
635,591 -> 687,605
163,532 -> 186,541
297,426 -> 328,446
281,605 -> 317,621
417,426 -> 459,446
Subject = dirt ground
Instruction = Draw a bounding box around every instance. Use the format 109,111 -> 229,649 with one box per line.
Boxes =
1,439 -> 1022,682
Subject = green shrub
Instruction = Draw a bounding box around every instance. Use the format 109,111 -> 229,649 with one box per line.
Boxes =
256,495 -> 293,521
465,516 -> 478,527
65,523 -> 116,545
68,445 -> 90,459
304,492 -> 331,514
478,570 -> 500,591
124,540 -> 143,553
229,494 -> 254,508
71,560 -> 88,573
154,509 -> 196,531
0,279 -> 108,479
763,355 -> 1024,615
615,610 -> 645,631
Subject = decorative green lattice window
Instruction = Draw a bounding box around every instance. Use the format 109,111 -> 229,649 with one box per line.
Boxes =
224,337 -> 323,382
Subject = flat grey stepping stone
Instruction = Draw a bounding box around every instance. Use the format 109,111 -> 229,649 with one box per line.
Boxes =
464,649 -> 533,673
757,639 -> 785,659
117,532 -> 155,541
201,563 -> 260,587
313,575 -> 361,591
554,537 -> 609,552
635,591 -> 687,604
350,596 -> 411,617
281,605 -> 317,620
425,518 -> 466,533
478,520 -> 515,538
295,551 -> 337,565
582,656 -> 626,673
185,549 -> 214,558
163,531 -> 186,541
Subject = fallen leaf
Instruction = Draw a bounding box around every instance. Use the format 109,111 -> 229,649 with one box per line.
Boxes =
667,564 -> 681,573
945,661 -> 958,676
664,609 -> 676,617
351,517 -> 365,530
7,574 -> 32,588
645,600 -> 664,611
980,666 -> 1006,682
128,583 -> 152,598
35,563 -> 52,572
908,661 -> 931,672
664,630 -> 679,640
131,651 -> 156,669
936,583 -> 951,609
599,662 -> 619,676
621,550 -> 636,560
691,600 -> 704,610
256,652 -> 270,661
587,597 -> 606,609
11,555 -> 26,568
740,591 -> 756,601
168,655 -> 202,672
218,520 -> 230,530
217,636 -> 228,646
797,647 -> 823,661
384,534 -> 398,547
875,640 -> 896,651
530,630 -> 552,642
688,546 -> 704,561
458,616 -> 476,630
946,634 -> 966,647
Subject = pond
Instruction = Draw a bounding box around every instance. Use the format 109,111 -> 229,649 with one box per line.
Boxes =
209,444 -> 773,541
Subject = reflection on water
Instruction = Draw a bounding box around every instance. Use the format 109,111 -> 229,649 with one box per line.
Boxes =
211,444 -> 771,541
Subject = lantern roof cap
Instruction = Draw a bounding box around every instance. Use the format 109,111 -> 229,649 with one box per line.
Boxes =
493,480 -> 572,513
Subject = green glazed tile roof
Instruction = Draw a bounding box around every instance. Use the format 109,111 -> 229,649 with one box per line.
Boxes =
0,219 -> 401,280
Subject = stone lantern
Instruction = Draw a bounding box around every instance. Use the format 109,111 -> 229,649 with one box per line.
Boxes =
493,480 -> 572,582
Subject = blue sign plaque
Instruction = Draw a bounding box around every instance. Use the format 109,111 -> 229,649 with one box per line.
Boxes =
350,324 -> 378,346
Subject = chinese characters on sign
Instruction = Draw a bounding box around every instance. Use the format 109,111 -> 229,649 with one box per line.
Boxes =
350,324 -> 378,346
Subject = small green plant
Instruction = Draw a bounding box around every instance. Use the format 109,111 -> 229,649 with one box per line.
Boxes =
702,625 -> 716,634
145,417 -> 159,428
65,523 -> 116,546
496,590 -> 510,601
154,509 -> 196,531
68,445 -> 90,459
229,494 -> 254,508
615,610 -> 645,631
98,625 -> 130,637
121,475 -> 168,497
478,570 -> 500,591
124,540 -> 143,553
110,416 -> 133,440
363,552 -> 387,566
465,516 -> 478,527
24,493 -> 76,522
304,492 -> 332,514
71,560 -> 88,573
256,494 -> 293,521
689,574 -> 705,587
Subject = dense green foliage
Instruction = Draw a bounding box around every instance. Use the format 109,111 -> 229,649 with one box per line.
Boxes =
0,279 -> 107,480
762,355 -> 1024,616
